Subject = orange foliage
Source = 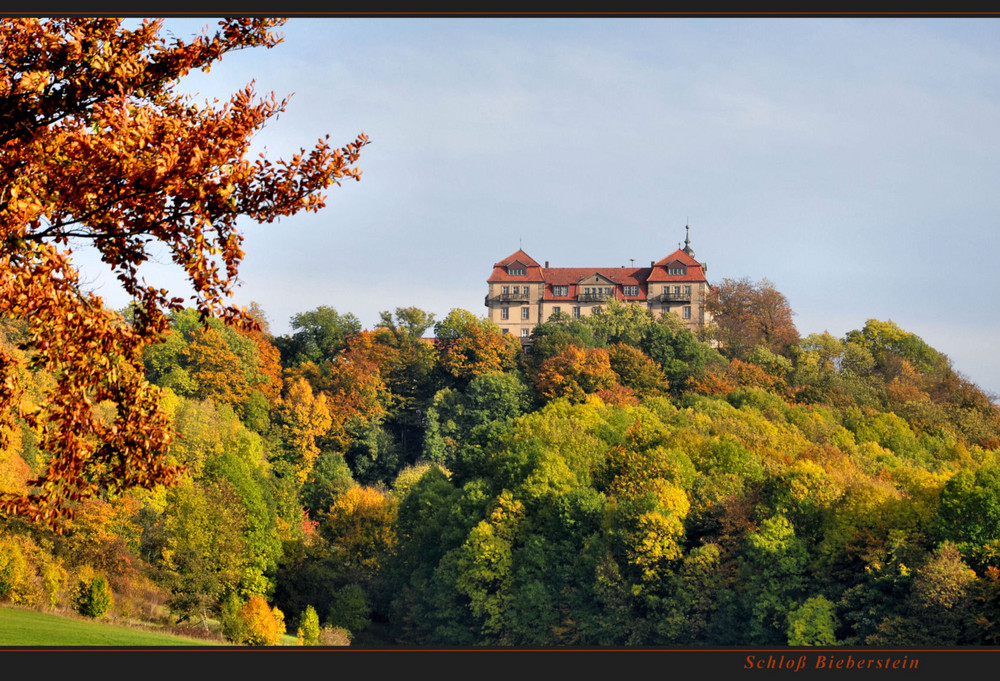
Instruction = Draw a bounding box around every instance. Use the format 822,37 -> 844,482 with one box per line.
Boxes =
534,345 -> 619,403
726,359 -> 787,392
595,384 -> 640,407
0,18 -> 367,524
438,324 -> 519,381
184,327 -> 251,410
689,359 -> 786,395
240,327 -> 282,404
688,368 -> 737,396
239,594 -> 286,646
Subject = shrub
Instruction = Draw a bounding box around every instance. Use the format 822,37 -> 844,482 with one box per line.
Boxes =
40,559 -> 67,609
219,593 -> 247,644
317,625 -> 352,646
72,573 -> 114,618
239,594 -> 286,646
0,540 -> 37,607
326,583 -> 370,634
296,605 -> 320,646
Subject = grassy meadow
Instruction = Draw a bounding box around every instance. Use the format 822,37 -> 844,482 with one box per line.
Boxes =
0,607 -> 220,646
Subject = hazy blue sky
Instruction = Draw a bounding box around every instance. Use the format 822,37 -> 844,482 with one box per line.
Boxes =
78,18 -> 1000,396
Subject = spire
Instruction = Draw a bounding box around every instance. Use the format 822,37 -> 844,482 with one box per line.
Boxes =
682,224 -> 695,258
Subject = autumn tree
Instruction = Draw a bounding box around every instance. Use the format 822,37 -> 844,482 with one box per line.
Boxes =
533,346 -> 619,404
434,309 -> 520,386
706,277 -> 799,360
272,377 -> 333,484
0,18 -> 367,524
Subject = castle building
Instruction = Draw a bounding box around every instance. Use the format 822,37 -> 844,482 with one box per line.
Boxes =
485,226 -> 713,339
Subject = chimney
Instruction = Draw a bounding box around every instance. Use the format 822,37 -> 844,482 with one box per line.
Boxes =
545,261 -> 549,268
650,260 -> 655,267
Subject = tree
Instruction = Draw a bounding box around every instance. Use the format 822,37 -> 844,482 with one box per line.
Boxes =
272,377 -> 333,484
434,309 -> 520,385
607,343 -> 670,398
533,346 -> 619,404
296,604 -> 321,646
375,307 -> 438,461
239,594 -> 286,646
72,572 -> 115,618
275,306 -> 361,368
786,595 -> 838,646
705,277 -> 798,360
582,299 -> 655,348
0,18 -> 367,523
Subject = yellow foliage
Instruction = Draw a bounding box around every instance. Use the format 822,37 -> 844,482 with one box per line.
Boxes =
239,594 -> 286,646
323,486 -> 397,572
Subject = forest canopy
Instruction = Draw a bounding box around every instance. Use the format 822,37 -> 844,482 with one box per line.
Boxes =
2,289 -> 1000,646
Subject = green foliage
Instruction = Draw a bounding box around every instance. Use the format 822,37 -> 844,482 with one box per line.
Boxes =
786,595 -> 839,646
12,294 -> 1000,648
276,306 -> 361,367
326,583 -> 370,635
740,516 -> 809,644
219,593 -> 247,643
300,450 -> 355,516
936,464 -> 1000,565
582,299 -> 656,347
296,604 -> 320,646
844,319 -> 940,375
72,574 -> 114,619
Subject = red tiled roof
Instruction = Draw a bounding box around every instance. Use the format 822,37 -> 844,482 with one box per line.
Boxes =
653,249 -> 700,268
489,249 -> 707,288
647,248 -> 708,283
488,249 -> 545,283
493,249 -> 541,268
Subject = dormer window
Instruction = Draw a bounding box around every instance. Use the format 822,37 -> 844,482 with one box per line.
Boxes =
553,285 -> 569,297
623,285 -> 639,296
667,267 -> 687,276
507,266 -> 526,276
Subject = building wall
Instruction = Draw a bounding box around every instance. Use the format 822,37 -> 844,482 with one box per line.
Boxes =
487,248 -> 713,338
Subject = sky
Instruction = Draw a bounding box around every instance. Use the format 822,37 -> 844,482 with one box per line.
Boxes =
75,18 -> 1000,397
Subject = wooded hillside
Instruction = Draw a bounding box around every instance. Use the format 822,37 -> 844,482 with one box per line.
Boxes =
3,297 -> 999,646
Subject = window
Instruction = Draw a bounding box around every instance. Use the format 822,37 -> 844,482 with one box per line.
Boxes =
512,285 -> 520,295
573,306 -> 581,318
501,307 -> 509,320
521,307 -> 529,320
623,285 -> 639,296
521,328 -> 530,338
668,267 -> 687,276
501,328 -> 509,334
507,266 -> 526,276
674,286 -> 680,295
552,306 -> 561,317
684,285 -> 691,296
604,287 -> 612,295
502,285 -> 509,295
683,306 -> 692,319
594,306 -> 602,314
553,285 -> 568,297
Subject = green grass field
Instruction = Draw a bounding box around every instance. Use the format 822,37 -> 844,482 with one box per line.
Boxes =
0,607 -> 221,646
